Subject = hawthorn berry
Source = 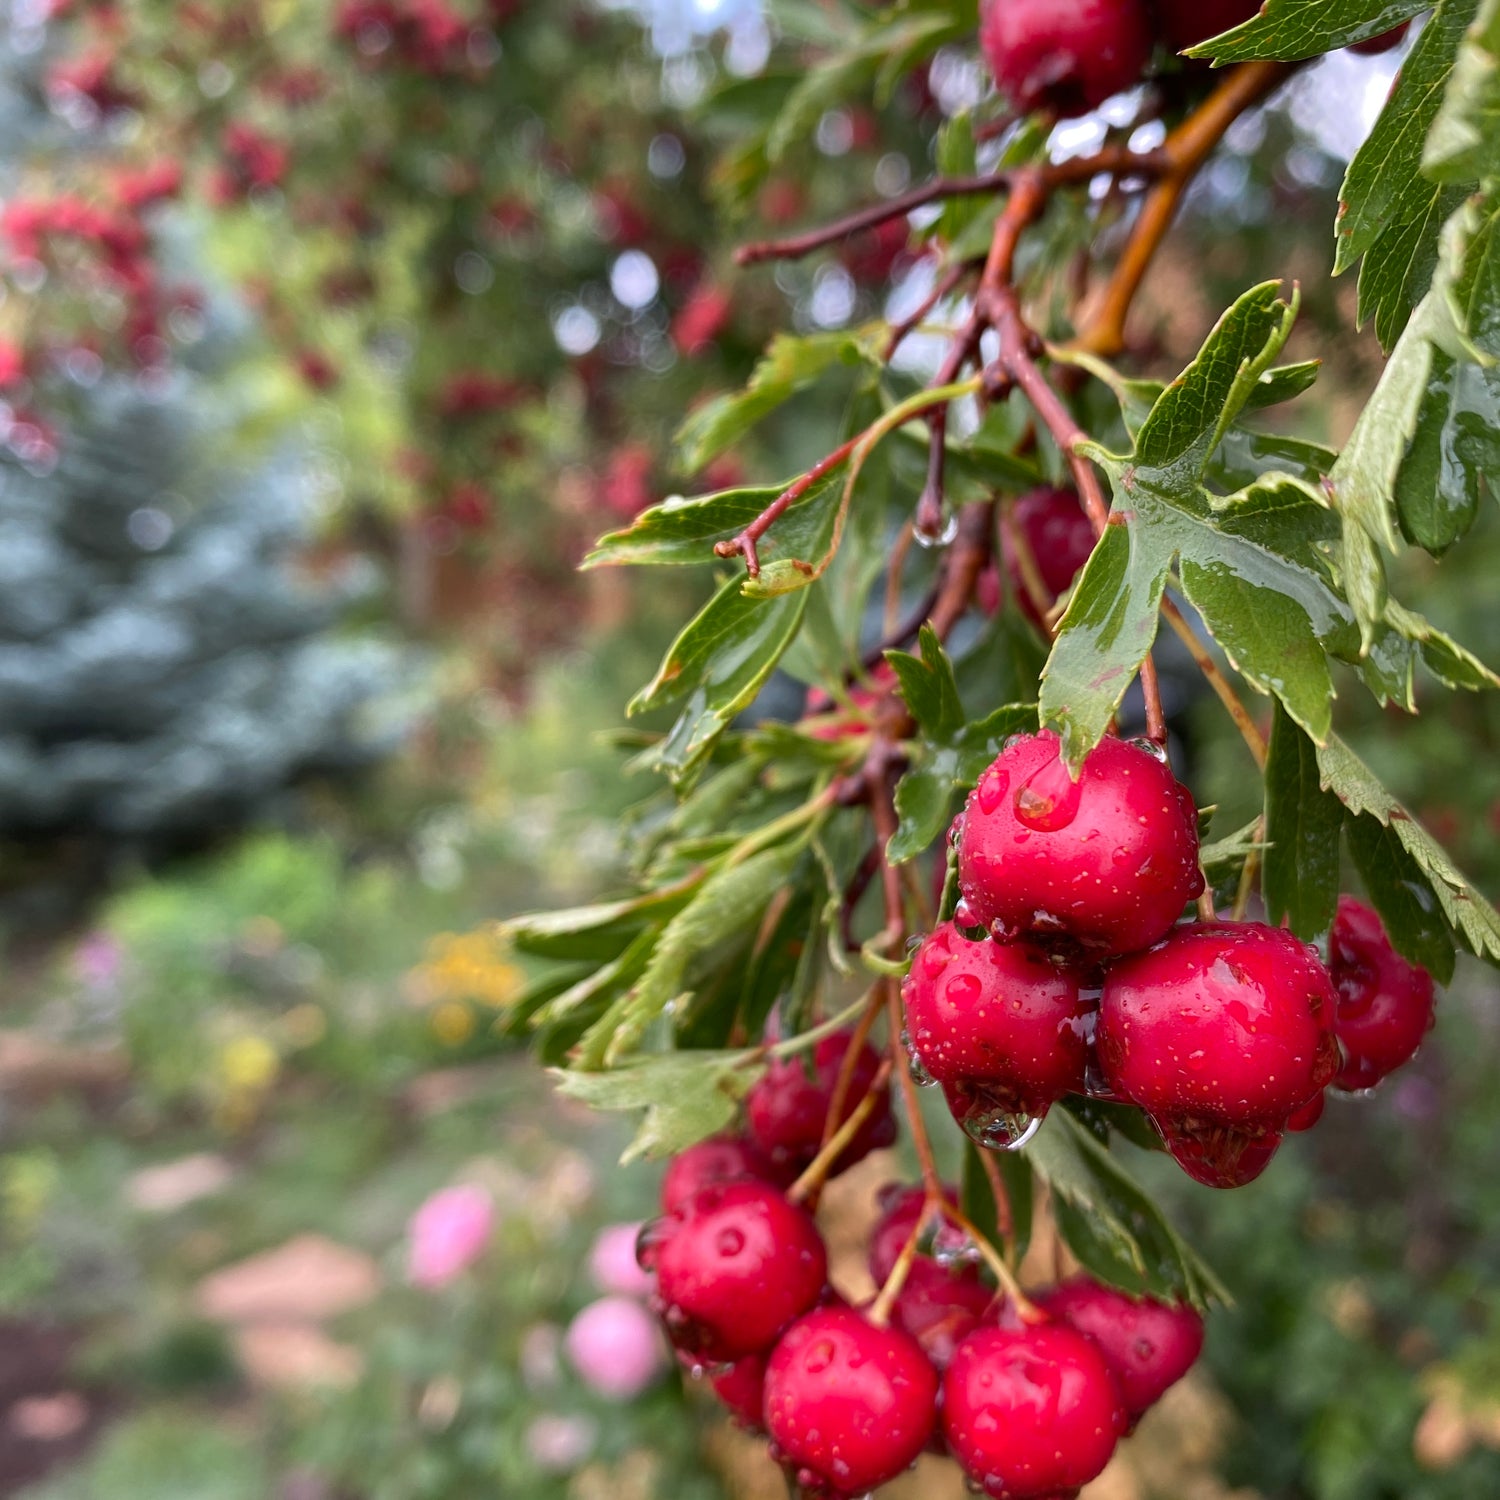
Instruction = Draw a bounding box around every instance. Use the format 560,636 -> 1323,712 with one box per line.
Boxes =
957,730 -> 1204,959
1154,0 -> 1259,53
1001,486 -> 1095,629
764,1306 -> 939,1496
646,1180 -> 828,1360
710,1352 -> 768,1430
1327,896 -> 1436,1092
745,1029 -> 897,1179
1097,921 -> 1340,1188
978,0 -> 1154,119
1039,1276 -> 1204,1422
867,1182 -> 968,1283
1287,1091 -> 1325,1132
889,1259 -> 996,1369
903,922 -> 1093,1126
943,1321 -> 1127,1497
658,1134 -> 783,1216
1351,22 -> 1409,53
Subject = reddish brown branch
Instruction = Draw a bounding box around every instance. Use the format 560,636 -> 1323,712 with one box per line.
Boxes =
884,258 -> 981,362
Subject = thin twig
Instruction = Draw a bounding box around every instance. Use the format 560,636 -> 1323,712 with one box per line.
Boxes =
788,1058 -> 892,1205
1160,592 -> 1268,770
884,258 -> 981,362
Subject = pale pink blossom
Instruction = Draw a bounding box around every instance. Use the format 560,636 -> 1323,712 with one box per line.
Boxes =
407,1184 -> 494,1288
565,1296 -> 667,1401
587,1222 -> 654,1298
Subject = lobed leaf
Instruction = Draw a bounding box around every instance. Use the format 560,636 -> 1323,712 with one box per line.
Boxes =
1187,0 -> 1429,61
1263,701 -> 1343,939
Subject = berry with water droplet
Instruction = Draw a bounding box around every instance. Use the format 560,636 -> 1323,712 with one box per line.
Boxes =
903,922 -> 1094,1123
710,1353 -> 768,1430
978,0 -> 1154,119
1327,895 -> 1436,1092
1038,1276 -> 1204,1423
943,1321 -> 1127,1497
650,1180 -> 827,1360
745,1029 -> 897,1180
765,1306 -> 939,1496
659,1135 -> 785,1216
958,730 -> 1204,960
867,1183 -> 970,1282
1097,921 -> 1340,1188
1001,486 -> 1096,630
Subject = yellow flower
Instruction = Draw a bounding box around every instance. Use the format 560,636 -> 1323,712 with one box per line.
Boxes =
219,1034 -> 280,1094
411,928 -> 524,1009
431,1000 -> 476,1046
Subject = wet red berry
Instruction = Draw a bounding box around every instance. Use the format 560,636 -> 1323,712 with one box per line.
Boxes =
890,1259 -> 996,1370
1155,0 -> 1259,52
867,1182 -> 969,1283
765,1306 -> 939,1496
1327,896 -> 1436,1092
903,922 -> 1093,1125
1351,22 -> 1409,53
957,730 -> 1204,960
659,1135 -> 783,1215
943,1321 -> 1127,1497
1286,1090 -> 1325,1132
745,1029 -> 897,1179
710,1353 -> 768,1430
1097,921 -> 1340,1188
648,1180 -> 827,1360
1001,486 -> 1095,629
1038,1277 -> 1204,1421
979,0 -> 1152,119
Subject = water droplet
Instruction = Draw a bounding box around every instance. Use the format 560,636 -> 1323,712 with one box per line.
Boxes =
976,768 -> 1009,816
960,1104 -> 1041,1151
1130,736 -> 1170,763
1014,755 -> 1083,831
804,1338 -> 837,1374
914,511 -> 960,548
953,898 -> 977,928
944,972 -> 983,1005
636,1218 -> 673,1270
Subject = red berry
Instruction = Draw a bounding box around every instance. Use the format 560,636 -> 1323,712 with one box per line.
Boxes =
710,1353 -> 768,1430
1038,1277 -> 1204,1421
1351,22 -> 1409,54
647,1180 -> 828,1360
943,1321 -> 1127,1497
957,731 -> 1204,959
745,1030 -> 897,1179
1155,0 -> 1259,52
867,1183 -> 968,1282
1001,486 -> 1095,629
978,0 -> 1154,119
1327,896 -> 1436,1092
765,1306 -> 939,1496
659,1135 -> 784,1215
890,1259 -> 996,1370
1286,1091 -> 1325,1132
1097,922 -> 1340,1187
903,923 -> 1093,1126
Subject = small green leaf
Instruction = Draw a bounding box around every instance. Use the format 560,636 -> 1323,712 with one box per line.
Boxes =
886,625 -> 965,740
1187,0 -> 1428,61
1424,0 -> 1500,182
1245,359 -> 1322,409
1024,1111 -> 1228,1311
1263,701 -> 1343,939
498,878 -> 701,960
553,1050 -> 764,1162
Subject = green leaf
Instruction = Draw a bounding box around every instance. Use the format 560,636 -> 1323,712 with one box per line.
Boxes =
1356,182 -> 1468,349
886,625 -> 965,740
1443,187 -> 1500,361
1024,1111 -> 1228,1311
1385,599 -> 1500,690
1263,701 -> 1343,939
498,878 -> 701,960
1132,282 -> 1299,490
585,470 -> 844,570
579,841 -> 807,1067
1187,0 -> 1428,60
1245,359 -> 1323,409
674,330 -> 882,471
1346,815 -> 1458,982
633,578 -> 809,786
1316,733 -> 1500,971
1393,344 -> 1500,552
553,1050 -> 764,1163
1042,480 -> 1346,763
1208,429 -> 1338,491
1336,1 -> 1480,287
1424,0 -> 1500,182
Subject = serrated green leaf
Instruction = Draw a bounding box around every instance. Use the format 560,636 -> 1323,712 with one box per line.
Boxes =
1263,700 -> 1343,939
1346,815 -> 1458,982
1336,0 -> 1480,281
1246,359 -> 1323,408
886,625 -> 965,740
1444,188 -> 1500,360
1386,599 -> 1500,689
1188,0 -> 1428,60
1356,181 -> 1468,349
1317,733 -> 1500,970
1424,0 -> 1500,181
498,877 -> 702,960
1394,344 -> 1500,551
1132,282 -> 1298,490
553,1050 -> 764,1162
1024,1111 -> 1228,1310
674,330 -> 882,471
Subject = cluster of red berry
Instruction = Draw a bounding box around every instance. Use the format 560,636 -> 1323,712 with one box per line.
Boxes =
980,0 -> 1406,120
639,1063 -> 1203,1497
905,730 -> 1436,1188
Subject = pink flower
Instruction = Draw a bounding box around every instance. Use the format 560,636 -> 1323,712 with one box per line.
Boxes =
72,931 -> 124,988
587,1222 -> 654,1299
407,1184 -> 494,1288
565,1297 -> 667,1401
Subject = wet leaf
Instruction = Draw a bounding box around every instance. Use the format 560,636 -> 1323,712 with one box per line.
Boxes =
498,877 -> 702,960
1263,701 -> 1343,940
1186,0 -> 1428,60
962,1141 -> 1032,1266
1424,0 -> 1500,183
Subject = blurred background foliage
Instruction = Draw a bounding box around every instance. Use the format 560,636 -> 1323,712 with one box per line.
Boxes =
0,0 -> 1497,1497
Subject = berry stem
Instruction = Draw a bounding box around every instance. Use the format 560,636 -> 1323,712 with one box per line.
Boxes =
884,257 -> 982,362
868,1198 -> 937,1328
762,990 -> 877,1060
978,1146 -> 1017,1261
999,497 -> 1055,626
786,1058 -> 893,1206
1231,817 -> 1265,922
1160,593 -> 1268,770
1071,60 -> 1293,357
820,986 -> 886,1152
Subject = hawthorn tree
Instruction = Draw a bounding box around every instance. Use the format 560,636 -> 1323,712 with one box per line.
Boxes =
492,0 -> 1500,1492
